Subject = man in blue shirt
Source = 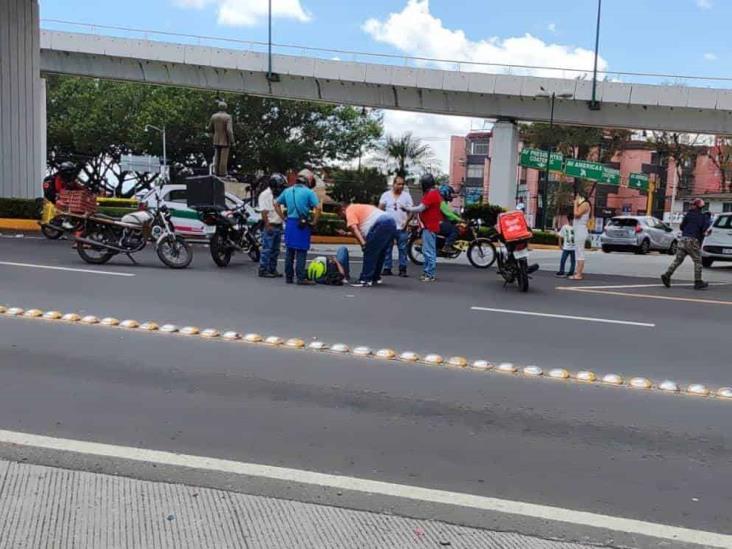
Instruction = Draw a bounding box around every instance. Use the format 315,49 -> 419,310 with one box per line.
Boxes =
274,169 -> 321,285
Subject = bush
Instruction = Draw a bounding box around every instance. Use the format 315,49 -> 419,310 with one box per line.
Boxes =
98,207 -> 137,218
531,230 -> 559,246
314,212 -> 346,236
0,198 -> 42,219
463,203 -> 504,226
97,197 -> 139,208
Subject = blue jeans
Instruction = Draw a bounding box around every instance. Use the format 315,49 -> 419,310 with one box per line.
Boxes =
285,247 -> 308,282
259,226 -> 282,273
384,229 -> 409,271
422,229 -> 437,278
358,217 -> 397,283
439,221 -> 459,249
335,246 -> 350,280
559,249 -> 575,275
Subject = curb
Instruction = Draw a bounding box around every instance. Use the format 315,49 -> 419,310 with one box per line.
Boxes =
311,235 -> 359,245
2,303 -> 730,403
0,219 -> 40,231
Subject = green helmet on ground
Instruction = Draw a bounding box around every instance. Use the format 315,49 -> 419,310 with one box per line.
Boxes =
306,257 -> 327,281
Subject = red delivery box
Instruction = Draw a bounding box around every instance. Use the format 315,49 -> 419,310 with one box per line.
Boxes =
497,211 -> 532,242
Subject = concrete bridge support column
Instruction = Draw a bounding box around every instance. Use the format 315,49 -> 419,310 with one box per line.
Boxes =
487,120 -> 520,209
0,0 -> 43,198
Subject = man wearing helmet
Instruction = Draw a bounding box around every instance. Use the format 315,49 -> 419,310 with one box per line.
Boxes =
662,198 -> 711,290
438,184 -> 461,253
400,173 -> 443,282
43,162 -> 83,203
257,173 -> 287,278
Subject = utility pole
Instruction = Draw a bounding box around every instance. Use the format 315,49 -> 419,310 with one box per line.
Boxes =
589,0 -> 602,111
267,0 -> 280,82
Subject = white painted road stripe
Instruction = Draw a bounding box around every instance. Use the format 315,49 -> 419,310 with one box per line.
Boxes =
471,306 -> 656,328
0,261 -> 135,277
0,429 -> 727,548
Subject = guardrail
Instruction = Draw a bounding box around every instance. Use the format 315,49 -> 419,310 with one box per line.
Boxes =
41,19 -> 732,89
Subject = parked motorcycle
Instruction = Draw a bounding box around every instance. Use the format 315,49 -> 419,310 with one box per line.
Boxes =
491,234 -> 538,292
407,219 -> 497,268
66,188 -> 193,269
194,204 -> 261,267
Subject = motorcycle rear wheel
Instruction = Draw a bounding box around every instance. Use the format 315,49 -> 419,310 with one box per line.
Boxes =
77,231 -> 115,265
157,235 -> 193,269
209,233 -> 232,267
467,238 -> 497,268
517,258 -> 530,292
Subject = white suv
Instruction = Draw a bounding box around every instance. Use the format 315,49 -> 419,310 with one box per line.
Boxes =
140,184 -> 261,238
701,213 -> 732,268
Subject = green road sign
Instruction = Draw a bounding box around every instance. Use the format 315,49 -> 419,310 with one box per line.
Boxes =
563,159 -> 604,181
628,172 -> 649,191
519,148 -> 563,172
600,167 -> 621,186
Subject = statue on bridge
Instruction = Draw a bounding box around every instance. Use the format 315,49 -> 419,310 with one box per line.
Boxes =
208,101 -> 235,177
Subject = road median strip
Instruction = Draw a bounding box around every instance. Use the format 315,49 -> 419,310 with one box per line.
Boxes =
2,303 -> 731,403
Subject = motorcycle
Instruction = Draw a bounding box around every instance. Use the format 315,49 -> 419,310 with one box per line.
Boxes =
407,219 -> 497,268
66,187 -> 193,269
194,203 -> 261,267
491,234 -> 538,292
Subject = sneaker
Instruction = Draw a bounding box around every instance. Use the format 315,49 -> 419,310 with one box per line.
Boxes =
375,279 -> 383,285
296,279 -> 315,286
286,278 -> 294,284
554,272 -> 565,277
270,271 -> 284,278
528,264 -> 540,275
350,280 -> 373,288
694,281 -> 709,290
259,271 -> 277,278
419,275 -> 436,282
382,269 -> 393,276
661,274 -> 671,288
399,269 -> 408,278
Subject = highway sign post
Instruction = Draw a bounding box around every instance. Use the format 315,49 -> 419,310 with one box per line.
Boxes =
564,159 -> 604,181
519,148 -> 563,172
629,172 -> 650,192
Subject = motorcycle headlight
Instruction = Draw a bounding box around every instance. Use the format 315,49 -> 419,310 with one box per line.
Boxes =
151,225 -> 164,239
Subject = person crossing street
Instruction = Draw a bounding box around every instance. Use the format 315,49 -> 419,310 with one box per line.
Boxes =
662,198 -> 711,290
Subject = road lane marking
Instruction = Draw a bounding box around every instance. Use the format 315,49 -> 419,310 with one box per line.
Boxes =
0,429 -> 728,548
557,282 -> 732,290
560,288 -> 732,306
0,261 -> 135,277
470,306 -> 655,328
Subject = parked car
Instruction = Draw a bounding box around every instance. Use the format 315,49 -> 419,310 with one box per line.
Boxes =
139,184 -> 261,238
701,213 -> 732,268
600,216 -> 678,255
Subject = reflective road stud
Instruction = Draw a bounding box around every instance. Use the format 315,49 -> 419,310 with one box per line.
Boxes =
330,343 -> 350,354
180,326 -> 200,336
602,374 -> 624,385
24,309 -> 43,318
523,366 -> 543,376
630,377 -> 653,389
353,346 -> 372,357
471,360 -> 492,371
308,341 -> 327,351
223,331 -> 241,341
285,338 -> 305,349
424,354 -> 444,365
62,313 -> 81,322
687,384 -> 710,396
43,311 -> 62,320
244,333 -> 263,343
399,352 -> 420,362
576,371 -> 597,383
140,322 -> 159,331
717,387 -> 732,399
447,356 -> 468,368
6,307 -> 24,316
120,320 -> 140,329
658,381 -> 680,393
549,368 -> 570,379
160,324 -> 179,333
201,329 -> 220,338
265,336 -> 283,346
81,316 -> 99,324
376,349 -> 396,360
101,317 -> 120,326
497,363 -> 517,374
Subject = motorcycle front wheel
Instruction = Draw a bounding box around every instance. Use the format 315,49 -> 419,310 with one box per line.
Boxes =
77,230 -> 115,265
517,258 -> 530,292
467,238 -> 497,268
157,235 -> 193,269
209,232 -> 232,267
407,236 -> 424,266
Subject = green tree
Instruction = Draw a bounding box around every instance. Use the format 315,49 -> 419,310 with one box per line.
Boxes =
46,76 -> 384,196
378,132 -> 435,176
327,168 -> 387,205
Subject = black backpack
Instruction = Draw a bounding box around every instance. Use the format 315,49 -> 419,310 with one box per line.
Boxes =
42,175 -> 57,203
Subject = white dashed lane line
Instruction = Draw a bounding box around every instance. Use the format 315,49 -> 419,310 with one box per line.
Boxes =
0,261 -> 135,277
470,306 -> 656,328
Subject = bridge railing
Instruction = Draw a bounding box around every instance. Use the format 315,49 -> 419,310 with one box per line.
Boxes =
41,19 -> 732,90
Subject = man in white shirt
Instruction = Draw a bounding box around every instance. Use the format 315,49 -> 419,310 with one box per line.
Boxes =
258,173 -> 286,278
378,175 -> 413,277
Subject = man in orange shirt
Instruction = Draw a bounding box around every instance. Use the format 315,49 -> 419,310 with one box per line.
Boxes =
337,203 -> 397,287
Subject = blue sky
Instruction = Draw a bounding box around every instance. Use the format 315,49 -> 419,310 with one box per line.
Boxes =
40,0 -> 730,167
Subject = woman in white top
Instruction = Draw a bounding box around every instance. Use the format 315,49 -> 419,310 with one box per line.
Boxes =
569,192 -> 591,280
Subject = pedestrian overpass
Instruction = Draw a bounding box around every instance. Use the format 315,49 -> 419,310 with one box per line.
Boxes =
4,0 -> 732,206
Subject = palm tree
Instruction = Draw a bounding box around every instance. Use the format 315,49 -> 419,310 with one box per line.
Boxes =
379,132 -> 435,177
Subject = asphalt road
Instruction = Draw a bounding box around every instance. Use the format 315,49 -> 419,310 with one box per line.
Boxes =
1,237 -> 732,547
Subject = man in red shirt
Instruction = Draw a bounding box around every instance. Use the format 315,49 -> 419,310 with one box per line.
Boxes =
402,174 -> 442,282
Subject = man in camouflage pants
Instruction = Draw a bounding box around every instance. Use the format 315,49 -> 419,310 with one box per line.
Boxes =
662,198 -> 711,290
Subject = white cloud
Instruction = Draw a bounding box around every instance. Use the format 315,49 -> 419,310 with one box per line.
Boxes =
704,52 -> 718,61
174,0 -> 311,27
363,0 -> 607,79
696,0 -> 712,9
547,22 -> 557,33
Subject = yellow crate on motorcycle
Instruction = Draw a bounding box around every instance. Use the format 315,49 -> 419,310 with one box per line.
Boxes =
41,200 -> 57,224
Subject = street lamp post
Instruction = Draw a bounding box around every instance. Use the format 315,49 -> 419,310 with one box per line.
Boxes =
144,124 -> 167,181
536,88 -> 573,230
590,0 -> 602,110
266,0 -> 279,82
